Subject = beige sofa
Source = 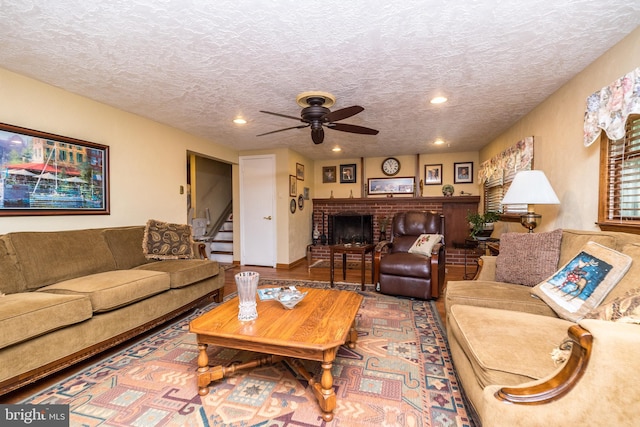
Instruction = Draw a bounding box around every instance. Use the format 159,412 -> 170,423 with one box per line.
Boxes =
0,225 -> 224,395
445,229 -> 640,426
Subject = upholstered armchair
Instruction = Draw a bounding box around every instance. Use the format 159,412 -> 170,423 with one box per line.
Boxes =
374,211 -> 445,300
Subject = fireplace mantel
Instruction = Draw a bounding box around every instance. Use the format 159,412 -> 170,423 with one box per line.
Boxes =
312,196 -> 479,205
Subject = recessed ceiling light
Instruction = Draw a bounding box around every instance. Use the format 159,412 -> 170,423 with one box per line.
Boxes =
233,118 -> 247,124
332,147 -> 342,152
430,96 -> 448,104
434,139 -> 445,145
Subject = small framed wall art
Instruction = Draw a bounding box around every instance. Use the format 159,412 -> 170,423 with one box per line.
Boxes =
322,166 -> 336,183
424,164 -> 443,185
454,162 -> 473,184
340,164 -> 357,183
296,163 -> 304,180
289,174 -> 297,196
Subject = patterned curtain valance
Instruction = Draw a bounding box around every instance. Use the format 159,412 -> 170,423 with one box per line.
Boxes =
584,67 -> 640,147
478,136 -> 533,185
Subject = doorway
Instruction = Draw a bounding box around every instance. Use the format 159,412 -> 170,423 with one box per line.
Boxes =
239,155 -> 276,267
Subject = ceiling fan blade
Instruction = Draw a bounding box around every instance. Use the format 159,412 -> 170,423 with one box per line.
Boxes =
259,110 -> 304,121
328,122 -> 379,135
323,105 -> 364,123
257,124 -> 309,137
311,127 -> 324,144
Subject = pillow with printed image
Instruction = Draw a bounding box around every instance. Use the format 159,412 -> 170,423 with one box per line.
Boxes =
531,241 -> 632,322
408,234 -> 443,257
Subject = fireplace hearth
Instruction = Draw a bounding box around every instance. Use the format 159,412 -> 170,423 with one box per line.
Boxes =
328,213 -> 373,245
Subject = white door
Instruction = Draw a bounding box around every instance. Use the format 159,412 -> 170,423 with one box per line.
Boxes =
239,155 -> 276,267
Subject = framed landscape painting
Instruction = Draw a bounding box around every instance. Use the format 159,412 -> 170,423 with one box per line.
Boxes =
368,177 -> 415,195
0,122 -> 109,216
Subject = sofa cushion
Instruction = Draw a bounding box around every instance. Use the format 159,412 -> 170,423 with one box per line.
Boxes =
4,229 -> 116,290
37,270 -> 170,313
102,226 -> 151,269
379,252 -> 431,278
603,243 -> 640,304
558,230 -> 617,266
0,237 -> 27,294
408,234 -> 443,256
143,219 -> 194,260
585,288 -> 640,324
448,305 -> 573,387
532,241 -> 632,322
445,280 -> 558,317
0,292 -> 92,349
134,259 -> 219,289
495,229 -> 563,287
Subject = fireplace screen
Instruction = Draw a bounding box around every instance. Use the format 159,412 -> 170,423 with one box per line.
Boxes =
328,214 -> 373,245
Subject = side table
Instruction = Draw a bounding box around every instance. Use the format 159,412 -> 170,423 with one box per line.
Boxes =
329,243 -> 376,290
463,237 -> 500,279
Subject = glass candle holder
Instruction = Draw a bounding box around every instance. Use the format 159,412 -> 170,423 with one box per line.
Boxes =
235,271 -> 259,321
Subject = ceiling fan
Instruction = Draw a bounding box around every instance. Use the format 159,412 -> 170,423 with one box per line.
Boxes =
257,91 -> 379,144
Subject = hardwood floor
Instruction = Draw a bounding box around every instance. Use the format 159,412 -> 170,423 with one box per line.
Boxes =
2,261 -> 464,403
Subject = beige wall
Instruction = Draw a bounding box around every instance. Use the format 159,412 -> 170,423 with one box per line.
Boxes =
0,68 -> 237,233
480,27 -> 640,232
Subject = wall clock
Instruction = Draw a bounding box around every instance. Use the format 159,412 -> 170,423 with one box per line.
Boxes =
382,157 -> 400,176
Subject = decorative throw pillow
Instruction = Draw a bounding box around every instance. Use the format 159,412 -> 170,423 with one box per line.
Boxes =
584,288 -> 640,324
495,229 -> 563,287
531,241 -> 632,322
408,234 -> 443,256
143,219 -> 194,260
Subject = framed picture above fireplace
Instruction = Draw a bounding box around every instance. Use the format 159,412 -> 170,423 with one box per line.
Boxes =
368,177 -> 415,195
340,164 -> 356,183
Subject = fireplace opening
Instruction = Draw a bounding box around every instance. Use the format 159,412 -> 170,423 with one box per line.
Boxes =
328,213 -> 373,245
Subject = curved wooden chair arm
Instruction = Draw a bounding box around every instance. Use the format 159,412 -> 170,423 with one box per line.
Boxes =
471,257 -> 484,280
196,243 -> 207,260
495,324 -> 593,405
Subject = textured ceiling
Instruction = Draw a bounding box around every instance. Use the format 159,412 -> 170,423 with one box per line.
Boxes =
0,1 -> 638,160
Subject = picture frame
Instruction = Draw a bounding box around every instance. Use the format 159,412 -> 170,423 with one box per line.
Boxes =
368,177 -> 415,195
296,162 -> 304,180
0,122 -> 110,216
303,187 -> 310,200
424,164 -> 443,185
340,163 -> 357,183
289,174 -> 297,197
322,166 -> 336,183
454,162 -> 474,184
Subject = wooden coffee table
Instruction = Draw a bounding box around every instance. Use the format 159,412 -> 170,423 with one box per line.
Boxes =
189,287 -> 363,422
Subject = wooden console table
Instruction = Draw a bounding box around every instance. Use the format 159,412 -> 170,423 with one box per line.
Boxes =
329,243 -> 376,290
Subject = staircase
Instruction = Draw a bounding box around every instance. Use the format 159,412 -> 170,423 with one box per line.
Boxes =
209,213 -> 233,264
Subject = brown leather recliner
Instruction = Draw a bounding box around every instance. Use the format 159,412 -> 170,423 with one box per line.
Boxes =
374,211 -> 445,300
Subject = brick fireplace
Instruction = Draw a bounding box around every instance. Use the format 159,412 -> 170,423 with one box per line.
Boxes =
310,196 -> 480,265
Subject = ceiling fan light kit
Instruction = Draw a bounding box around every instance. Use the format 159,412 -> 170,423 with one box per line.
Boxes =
257,91 -> 379,145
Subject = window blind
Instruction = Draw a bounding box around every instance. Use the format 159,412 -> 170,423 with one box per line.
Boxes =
606,115 -> 640,221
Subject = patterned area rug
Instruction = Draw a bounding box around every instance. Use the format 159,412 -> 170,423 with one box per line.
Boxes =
22,280 -> 476,427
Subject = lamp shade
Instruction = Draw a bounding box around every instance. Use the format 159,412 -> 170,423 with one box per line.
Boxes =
501,170 -> 560,205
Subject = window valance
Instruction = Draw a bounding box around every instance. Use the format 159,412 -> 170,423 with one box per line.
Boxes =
584,67 -> 640,147
478,136 -> 534,185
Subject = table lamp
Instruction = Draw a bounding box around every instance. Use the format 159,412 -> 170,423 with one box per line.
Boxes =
501,170 -> 560,232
